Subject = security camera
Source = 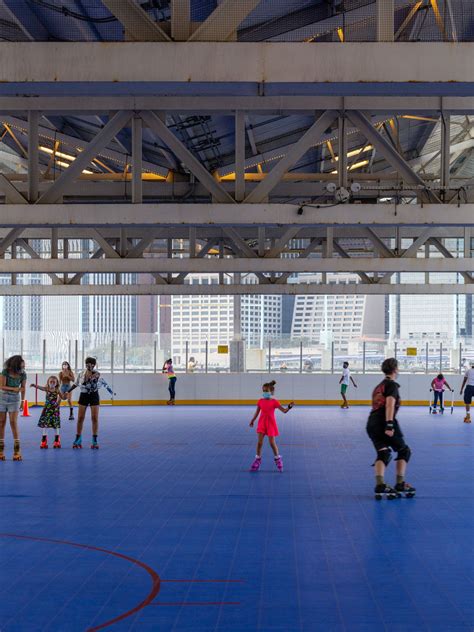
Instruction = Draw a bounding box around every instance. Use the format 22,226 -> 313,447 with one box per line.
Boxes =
350,182 -> 361,193
335,187 -> 350,203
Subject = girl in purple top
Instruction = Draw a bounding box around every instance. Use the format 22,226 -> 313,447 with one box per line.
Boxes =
430,373 -> 453,414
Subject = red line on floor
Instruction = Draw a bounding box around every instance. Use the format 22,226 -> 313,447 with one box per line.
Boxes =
0,533 -> 161,631
150,602 -> 240,606
161,579 -> 244,583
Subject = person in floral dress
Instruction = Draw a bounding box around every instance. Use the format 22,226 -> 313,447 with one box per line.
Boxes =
31,376 -> 64,449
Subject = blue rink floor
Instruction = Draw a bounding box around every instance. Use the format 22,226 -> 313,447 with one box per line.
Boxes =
0,404 -> 473,632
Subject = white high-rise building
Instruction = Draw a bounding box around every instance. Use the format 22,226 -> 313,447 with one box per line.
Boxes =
290,274 -> 385,351
170,275 -> 282,361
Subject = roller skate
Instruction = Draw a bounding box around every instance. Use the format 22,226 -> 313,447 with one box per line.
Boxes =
394,482 -> 416,498
68,410 -> 74,421
40,436 -> 48,449
91,437 -> 99,450
72,436 -> 82,449
274,455 -> 283,472
464,413 -> 471,423
440,407 -> 445,415
432,408 -> 437,415
0,440 -> 5,461
53,436 -> 61,449
12,440 -> 22,461
250,456 -> 261,471
374,483 -> 398,500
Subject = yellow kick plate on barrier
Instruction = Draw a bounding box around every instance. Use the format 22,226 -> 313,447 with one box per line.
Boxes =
406,347 -> 417,356
218,345 -> 229,354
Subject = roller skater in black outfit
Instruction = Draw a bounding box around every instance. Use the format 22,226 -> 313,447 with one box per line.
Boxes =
367,358 -> 416,500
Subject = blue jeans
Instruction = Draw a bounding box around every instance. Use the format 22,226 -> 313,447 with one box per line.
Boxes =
168,377 -> 177,400
433,391 -> 444,408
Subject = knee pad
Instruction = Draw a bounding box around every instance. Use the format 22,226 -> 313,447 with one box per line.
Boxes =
395,445 -> 411,463
375,448 -> 392,466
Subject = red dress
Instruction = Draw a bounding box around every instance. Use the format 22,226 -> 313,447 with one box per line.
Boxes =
256,398 -> 281,437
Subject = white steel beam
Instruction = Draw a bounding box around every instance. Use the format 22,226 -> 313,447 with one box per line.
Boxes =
132,115 -> 143,204
2,43 -> 474,84
1,96 -> 474,114
0,115 -> 168,178
244,111 -> 338,203
2,203 -> 474,227
189,0 -> 261,42
37,111 -> 133,204
0,175 -> 27,204
1,258 -> 473,274
1,284 -> 474,296
171,0 -> 191,41
101,0 -> 171,41
347,110 -> 441,203
27,110 -> 39,202
235,110 -> 246,202
140,111 -> 234,203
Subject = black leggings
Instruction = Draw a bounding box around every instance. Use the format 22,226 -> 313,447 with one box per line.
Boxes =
433,391 -> 444,407
168,377 -> 177,400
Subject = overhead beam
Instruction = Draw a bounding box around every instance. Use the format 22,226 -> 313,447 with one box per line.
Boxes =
36,111 -> 133,204
244,111 -> 338,203
0,115 -> 168,178
140,111 -> 234,203
0,258 -> 472,274
1,283 -> 474,296
0,175 -> 27,205
171,0 -> 191,40
378,228 -> 434,283
189,0 -> 261,42
347,110 -> 441,203
15,239 -> 62,285
2,43 -> 474,84
101,0 -> 171,41
1,96 -> 474,114
2,203 -> 474,227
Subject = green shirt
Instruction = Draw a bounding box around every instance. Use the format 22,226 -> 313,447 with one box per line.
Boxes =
1,369 -> 26,388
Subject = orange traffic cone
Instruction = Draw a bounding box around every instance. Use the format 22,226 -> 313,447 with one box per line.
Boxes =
21,400 -> 31,417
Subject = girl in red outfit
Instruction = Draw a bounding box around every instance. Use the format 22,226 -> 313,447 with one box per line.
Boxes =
249,380 -> 294,472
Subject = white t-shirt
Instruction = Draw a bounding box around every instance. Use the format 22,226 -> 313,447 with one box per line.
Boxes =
341,367 -> 350,385
465,368 -> 474,386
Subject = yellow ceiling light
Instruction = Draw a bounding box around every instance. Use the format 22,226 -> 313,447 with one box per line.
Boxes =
330,159 -> 369,174
334,145 -> 373,160
39,146 -> 76,161
349,159 -> 369,171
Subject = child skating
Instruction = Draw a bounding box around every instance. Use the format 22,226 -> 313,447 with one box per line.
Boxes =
59,361 -> 75,421
67,357 -> 115,449
460,361 -> 474,423
430,374 -> 453,414
31,376 -> 64,449
0,355 -> 26,461
249,380 -> 294,472
339,361 -> 357,409
366,358 -> 415,500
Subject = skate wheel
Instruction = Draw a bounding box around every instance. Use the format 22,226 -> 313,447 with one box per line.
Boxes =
406,492 -> 415,498
0,456 -> 6,461
375,494 -> 382,500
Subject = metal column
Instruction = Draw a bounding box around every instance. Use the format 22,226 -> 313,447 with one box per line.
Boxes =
28,110 -> 39,202
132,115 -> 143,204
